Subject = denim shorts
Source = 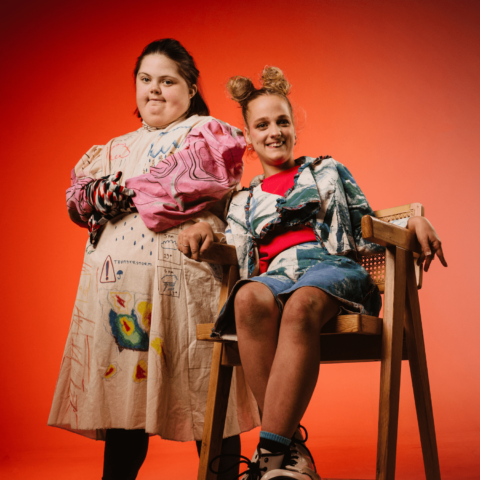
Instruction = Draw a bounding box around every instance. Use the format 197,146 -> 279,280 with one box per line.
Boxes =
214,242 -> 381,337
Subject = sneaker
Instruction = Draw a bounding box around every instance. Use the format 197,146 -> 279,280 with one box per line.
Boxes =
262,426 -> 321,480
211,446 -> 284,480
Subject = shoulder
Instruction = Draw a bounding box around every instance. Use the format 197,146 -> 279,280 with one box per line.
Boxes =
302,155 -> 338,170
188,116 -> 245,140
230,188 -> 250,208
306,156 -> 357,180
110,126 -> 143,144
301,156 -> 339,182
227,189 -> 250,221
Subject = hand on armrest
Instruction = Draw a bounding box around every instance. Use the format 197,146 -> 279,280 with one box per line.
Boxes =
406,216 -> 447,272
177,222 -> 222,261
362,215 -> 447,272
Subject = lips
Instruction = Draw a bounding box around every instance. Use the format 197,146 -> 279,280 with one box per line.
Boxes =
266,140 -> 285,148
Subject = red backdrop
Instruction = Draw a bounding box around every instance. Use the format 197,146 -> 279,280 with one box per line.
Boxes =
1,0 -> 479,479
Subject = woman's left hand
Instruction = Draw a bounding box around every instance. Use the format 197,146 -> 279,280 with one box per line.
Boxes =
177,222 -> 216,261
407,216 -> 448,272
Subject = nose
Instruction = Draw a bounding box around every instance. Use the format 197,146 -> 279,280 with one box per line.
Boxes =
150,81 -> 162,94
268,125 -> 282,138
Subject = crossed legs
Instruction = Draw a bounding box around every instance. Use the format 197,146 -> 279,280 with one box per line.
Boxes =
235,282 -> 340,438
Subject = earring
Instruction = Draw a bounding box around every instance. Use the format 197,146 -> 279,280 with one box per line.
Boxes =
247,144 -> 253,151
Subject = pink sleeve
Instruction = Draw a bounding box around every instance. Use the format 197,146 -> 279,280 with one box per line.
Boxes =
66,169 -> 94,227
125,120 -> 245,232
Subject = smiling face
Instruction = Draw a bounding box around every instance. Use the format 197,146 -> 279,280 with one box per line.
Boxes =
136,54 -> 196,128
245,95 -> 296,177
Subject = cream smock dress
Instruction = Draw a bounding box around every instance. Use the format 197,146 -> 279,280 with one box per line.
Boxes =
48,114 -> 260,441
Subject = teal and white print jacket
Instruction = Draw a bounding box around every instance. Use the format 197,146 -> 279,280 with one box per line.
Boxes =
225,156 -> 406,279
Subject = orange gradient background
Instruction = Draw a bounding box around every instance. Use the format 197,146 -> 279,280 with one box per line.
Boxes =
1,0 -> 479,479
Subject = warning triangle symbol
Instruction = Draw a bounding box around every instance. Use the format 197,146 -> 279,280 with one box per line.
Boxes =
100,255 -> 116,283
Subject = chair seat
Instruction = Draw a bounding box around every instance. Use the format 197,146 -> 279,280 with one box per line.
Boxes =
196,315 -> 408,366
197,314 -> 383,342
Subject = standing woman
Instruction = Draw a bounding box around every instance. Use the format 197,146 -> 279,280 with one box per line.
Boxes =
48,39 -> 259,480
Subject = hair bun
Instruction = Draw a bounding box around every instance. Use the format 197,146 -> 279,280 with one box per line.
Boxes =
261,66 -> 291,97
227,76 -> 256,104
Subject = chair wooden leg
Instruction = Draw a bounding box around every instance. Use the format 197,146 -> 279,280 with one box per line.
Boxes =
404,253 -> 441,479
198,342 -> 234,480
376,247 -> 407,480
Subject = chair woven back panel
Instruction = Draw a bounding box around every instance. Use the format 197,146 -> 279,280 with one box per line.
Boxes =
359,203 -> 424,292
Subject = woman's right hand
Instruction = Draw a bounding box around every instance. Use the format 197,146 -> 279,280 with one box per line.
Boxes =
85,171 -> 135,215
178,222 -> 215,261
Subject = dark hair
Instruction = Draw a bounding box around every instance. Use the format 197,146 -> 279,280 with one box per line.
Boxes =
134,38 -> 209,119
227,66 -> 293,125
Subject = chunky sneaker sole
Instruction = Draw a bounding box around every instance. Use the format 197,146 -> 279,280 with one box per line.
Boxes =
263,468 -> 319,479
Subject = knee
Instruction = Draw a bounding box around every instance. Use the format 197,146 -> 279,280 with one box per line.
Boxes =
282,289 -> 335,335
234,283 -> 278,332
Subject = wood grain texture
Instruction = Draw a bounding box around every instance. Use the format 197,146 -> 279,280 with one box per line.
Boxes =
197,315 -> 383,342
362,216 -> 422,254
374,203 -> 415,218
198,243 -> 238,265
404,252 -> 441,480
376,247 -> 407,480
197,343 -> 234,480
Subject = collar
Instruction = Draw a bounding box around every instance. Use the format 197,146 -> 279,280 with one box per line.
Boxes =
142,113 -> 189,132
249,156 -> 320,188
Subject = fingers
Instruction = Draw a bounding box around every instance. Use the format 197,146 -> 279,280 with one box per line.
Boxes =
435,246 -> 448,267
110,171 -> 123,183
424,253 -> 434,272
416,251 -> 425,267
411,218 -> 447,272
199,231 -> 214,255
177,222 -> 216,261
123,187 -> 136,197
178,235 -> 202,261
110,185 -> 135,202
177,233 -> 192,258
415,232 -> 430,268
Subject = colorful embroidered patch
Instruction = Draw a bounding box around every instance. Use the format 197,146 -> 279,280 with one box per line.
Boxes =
107,291 -> 151,352
137,301 -> 152,332
133,360 -> 148,383
104,363 -> 118,379
151,337 -> 167,366
109,310 -> 149,352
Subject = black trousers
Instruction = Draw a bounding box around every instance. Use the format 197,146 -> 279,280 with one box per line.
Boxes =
102,429 -> 241,480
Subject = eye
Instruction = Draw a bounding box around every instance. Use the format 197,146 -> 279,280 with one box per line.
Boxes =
256,122 -> 267,129
140,76 -> 150,84
279,119 -> 290,126
163,79 -> 174,86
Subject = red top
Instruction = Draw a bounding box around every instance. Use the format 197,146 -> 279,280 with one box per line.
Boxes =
258,165 -> 317,274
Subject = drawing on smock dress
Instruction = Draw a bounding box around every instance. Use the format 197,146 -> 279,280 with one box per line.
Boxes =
48,114 -> 260,441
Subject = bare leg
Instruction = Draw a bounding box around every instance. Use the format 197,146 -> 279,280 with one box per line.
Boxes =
261,287 -> 340,438
235,282 -> 281,414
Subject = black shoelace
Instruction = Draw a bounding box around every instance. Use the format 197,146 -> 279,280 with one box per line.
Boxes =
284,424 -> 318,473
209,450 -> 285,479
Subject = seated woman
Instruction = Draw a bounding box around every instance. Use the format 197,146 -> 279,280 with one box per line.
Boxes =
178,67 -> 447,480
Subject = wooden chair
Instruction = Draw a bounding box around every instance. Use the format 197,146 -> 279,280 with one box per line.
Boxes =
195,203 -> 441,480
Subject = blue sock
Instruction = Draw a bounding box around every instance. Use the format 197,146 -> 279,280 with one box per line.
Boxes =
259,430 -> 291,454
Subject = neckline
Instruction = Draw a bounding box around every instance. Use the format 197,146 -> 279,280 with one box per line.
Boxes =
142,113 -> 189,132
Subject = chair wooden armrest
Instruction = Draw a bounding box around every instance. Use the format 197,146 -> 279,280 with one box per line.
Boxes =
198,243 -> 238,265
362,215 -> 422,254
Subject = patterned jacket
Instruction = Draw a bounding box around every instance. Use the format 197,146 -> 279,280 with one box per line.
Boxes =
225,156 -> 406,279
